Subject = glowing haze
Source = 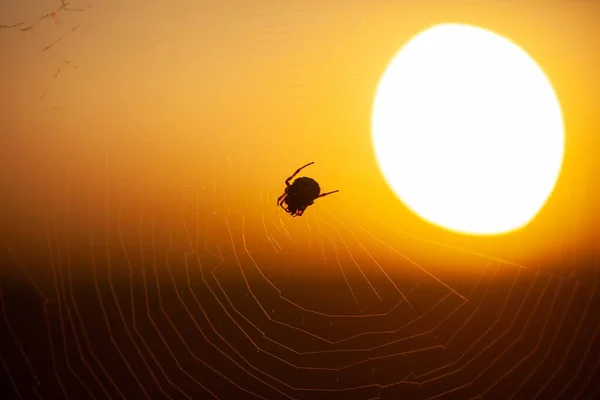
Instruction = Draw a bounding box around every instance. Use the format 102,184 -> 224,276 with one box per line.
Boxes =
1,1 -> 599,400
0,0 -> 598,283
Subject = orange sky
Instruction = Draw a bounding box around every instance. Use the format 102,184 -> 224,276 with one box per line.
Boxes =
2,2 -> 600,399
1,0 -> 599,276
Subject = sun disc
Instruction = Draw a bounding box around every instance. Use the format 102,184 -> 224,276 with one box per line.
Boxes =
371,23 -> 565,235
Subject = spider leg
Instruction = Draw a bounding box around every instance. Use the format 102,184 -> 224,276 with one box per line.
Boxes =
277,193 -> 287,205
285,161 -> 315,186
278,200 -> 292,215
317,189 -> 339,198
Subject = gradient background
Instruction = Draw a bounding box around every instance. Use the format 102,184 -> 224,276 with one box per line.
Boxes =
1,0 -> 599,399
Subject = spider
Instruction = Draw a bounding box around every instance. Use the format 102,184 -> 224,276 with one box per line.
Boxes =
277,162 -> 339,217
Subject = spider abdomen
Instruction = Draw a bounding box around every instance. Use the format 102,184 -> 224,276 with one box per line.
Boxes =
290,177 -> 321,199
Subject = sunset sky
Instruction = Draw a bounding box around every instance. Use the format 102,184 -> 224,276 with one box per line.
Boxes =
1,1 -> 599,399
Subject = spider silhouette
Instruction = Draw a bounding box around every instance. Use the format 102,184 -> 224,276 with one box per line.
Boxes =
277,162 -> 339,217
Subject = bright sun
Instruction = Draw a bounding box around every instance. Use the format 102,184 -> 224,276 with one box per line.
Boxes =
371,23 -> 565,236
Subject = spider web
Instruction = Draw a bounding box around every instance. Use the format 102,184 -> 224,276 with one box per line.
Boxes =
2,1 -> 600,399
2,141 -> 599,400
